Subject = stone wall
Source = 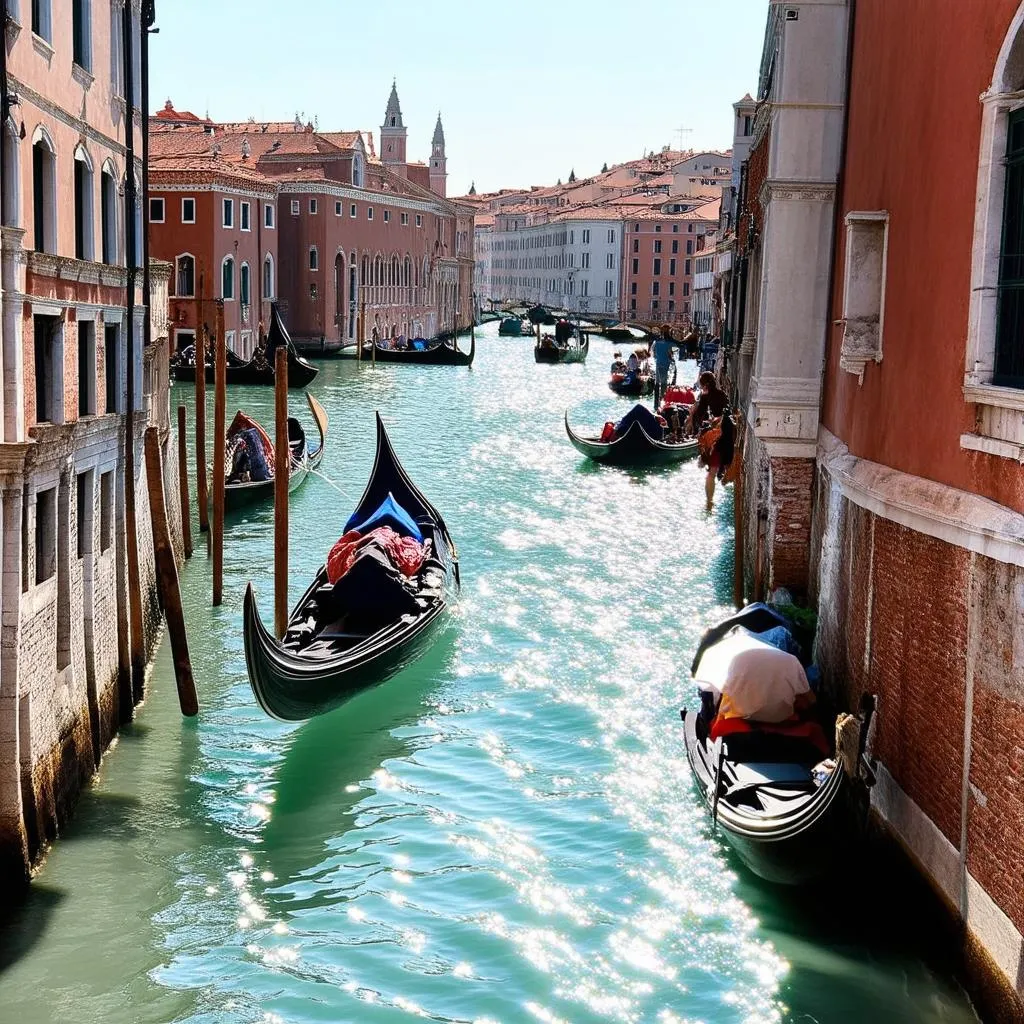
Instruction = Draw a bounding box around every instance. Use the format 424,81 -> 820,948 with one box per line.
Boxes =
813,431 -> 1024,1015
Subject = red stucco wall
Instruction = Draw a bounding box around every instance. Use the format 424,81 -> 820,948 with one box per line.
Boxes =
822,0 -> 1024,513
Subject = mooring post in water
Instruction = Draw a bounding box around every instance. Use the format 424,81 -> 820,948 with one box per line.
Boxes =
212,301 -> 226,606
144,426 -> 199,717
274,346 -> 289,639
177,405 -> 193,558
195,276 -> 209,534
358,298 -> 364,362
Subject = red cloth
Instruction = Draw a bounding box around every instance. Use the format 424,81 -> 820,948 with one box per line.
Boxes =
326,526 -> 425,584
709,715 -> 830,757
227,410 -> 274,465
599,422 -> 616,442
663,386 -> 695,406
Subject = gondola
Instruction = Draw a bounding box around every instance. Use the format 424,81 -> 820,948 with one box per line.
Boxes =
680,606 -> 876,885
362,333 -> 475,366
242,412 -> 460,722
171,303 -> 319,389
564,411 -> 698,466
221,393 -> 328,512
535,333 -> 589,364
498,316 -> 525,336
608,371 -> 654,396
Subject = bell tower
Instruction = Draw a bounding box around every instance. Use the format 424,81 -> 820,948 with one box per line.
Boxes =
381,80 -> 407,170
429,112 -> 447,197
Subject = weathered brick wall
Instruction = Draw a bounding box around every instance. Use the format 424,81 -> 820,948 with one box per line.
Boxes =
965,556 -> 1024,937
767,456 -> 814,594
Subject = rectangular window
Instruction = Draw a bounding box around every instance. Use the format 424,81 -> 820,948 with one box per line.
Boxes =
33,315 -> 60,425
78,320 -> 96,416
335,201 -> 343,216
688,223 -> 694,233
149,197 -> 164,223
652,299 -> 659,311
309,199 -> 318,215
35,487 -> 55,585
265,203 -> 275,228
222,199 -> 233,228
630,282 -> 637,296
632,239 -> 639,253
76,470 -> 93,560
99,471 -> 113,552
668,300 -> 675,312
669,259 -> 676,275
606,253 -> 615,269
669,282 -> 675,296
240,201 -> 250,231
350,204 -> 357,218
367,207 -> 374,220
673,224 -> 679,233
685,259 -> 691,275
401,212 -> 409,225
580,280 -> 589,297
416,214 -> 422,227
581,252 -> 590,269
225,330 -> 236,354
570,231 -> 574,244
683,283 -> 690,297
671,240 -> 679,254
32,0 -> 51,41
104,323 -> 119,414
653,258 -> 661,275
181,197 -> 195,223
383,210 -> 390,223
291,200 -> 300,216
653,282 -> 660,296
309,247 -> 318,271
655,224 -> 661,233
582,229 -> 590,243
686,240 -> 694,255
654,240 -> 662,254
72,0 -> 91,68
630,298 -> 637,311
631,258 -> 638,275
607,229 -> 615,243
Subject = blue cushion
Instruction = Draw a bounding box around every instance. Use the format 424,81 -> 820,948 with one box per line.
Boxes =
345,492 -> 423,541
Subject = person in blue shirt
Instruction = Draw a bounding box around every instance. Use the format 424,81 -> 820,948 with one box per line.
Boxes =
650,324 -> 684,410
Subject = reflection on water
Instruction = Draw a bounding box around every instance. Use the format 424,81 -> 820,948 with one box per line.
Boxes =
0,324 -> 979,1024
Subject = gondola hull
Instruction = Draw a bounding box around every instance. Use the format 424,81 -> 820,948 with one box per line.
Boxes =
362,335 -> 475,366
242,412 -> 459,722
681,708 -> 851,885
498,319 -> 524,336
535,336 -> 589,364
172,349 -> 319,388
565,414 -> 698,466
609,374 -> 654,396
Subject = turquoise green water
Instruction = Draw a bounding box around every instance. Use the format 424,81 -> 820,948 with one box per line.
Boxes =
0,323 -> 980,1023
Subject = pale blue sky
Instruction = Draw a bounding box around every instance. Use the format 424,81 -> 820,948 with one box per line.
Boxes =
149,0 -> 767,196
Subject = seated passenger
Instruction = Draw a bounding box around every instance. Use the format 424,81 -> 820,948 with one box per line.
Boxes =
610,351 -> 627,375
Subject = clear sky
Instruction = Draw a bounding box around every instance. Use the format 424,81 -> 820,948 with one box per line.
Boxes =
149,0 -> 767,197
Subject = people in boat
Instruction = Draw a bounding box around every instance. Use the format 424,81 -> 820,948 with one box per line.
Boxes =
610,351 -> 627,375
689,372 -> 732,507
650,323 -> 685,411
626,349 -> 642,373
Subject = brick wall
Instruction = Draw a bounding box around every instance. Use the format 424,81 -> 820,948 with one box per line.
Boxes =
767,456 -> 814,594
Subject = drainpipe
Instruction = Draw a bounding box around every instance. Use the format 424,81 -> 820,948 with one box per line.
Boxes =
141,3 -> 156,349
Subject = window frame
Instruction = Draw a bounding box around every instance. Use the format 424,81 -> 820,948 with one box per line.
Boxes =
290,199 -> 300,216
181,197 -> 196,224
240,200 -> 251,232
309,246 -> 319,272
149,196 -> 165,224
264,203 -> 275,228
221,255 -> 235,300
222,198 -> 234,229
309,198 -> 318,215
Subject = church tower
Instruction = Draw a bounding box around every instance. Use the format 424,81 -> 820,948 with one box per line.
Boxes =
381,81 -> 407,171
429,112 -> 447,197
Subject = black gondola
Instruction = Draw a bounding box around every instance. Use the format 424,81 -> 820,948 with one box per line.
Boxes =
172,304 -> 319,388
221,393 -> 328,512
498,316 -> 525,336
608,371 -> 653,396
242,413 -> 459,721
534,331 -> 588,364
526,304 -> 557,326
360,333 -> 475,366
680,606 -> 875,885
565,411 -> 698,466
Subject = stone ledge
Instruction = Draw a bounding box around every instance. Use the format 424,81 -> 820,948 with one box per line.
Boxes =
960,432 -> 1024,463
819,426 -> 1024,566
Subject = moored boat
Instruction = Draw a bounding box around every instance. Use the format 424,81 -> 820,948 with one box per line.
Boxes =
348,334 -> 475,366
221,393 -> 327,512
680,605 -> 876,885
172,303 -> 319,389
565,409 -> 698,466
535,328 -> 589,364
498,316 -> 525,336
242,412 -> 459,721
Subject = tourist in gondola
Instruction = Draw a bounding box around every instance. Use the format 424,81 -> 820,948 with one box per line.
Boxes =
610,351 -> 627,375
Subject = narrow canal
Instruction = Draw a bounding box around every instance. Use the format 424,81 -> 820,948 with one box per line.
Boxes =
0,323 -> 980,1023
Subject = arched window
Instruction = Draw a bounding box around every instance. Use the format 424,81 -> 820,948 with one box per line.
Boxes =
969,8 -> 1024,393
176,254 -> 195,297
263,253 -> 275,298
361,254 -> 369,286
309,246 -> 318,271
403,255 -> 411,288
3,117 -> 20,228
352,152 -> 364,187
100,160 -> 118,265
240,261 -> 251,306
222,255 -> 235,300
73,144 -> 95,261
31,126 -> 57,254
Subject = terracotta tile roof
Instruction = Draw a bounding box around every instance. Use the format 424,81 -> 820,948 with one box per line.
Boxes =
149,154 -> 276,191
153,100 -> 211,124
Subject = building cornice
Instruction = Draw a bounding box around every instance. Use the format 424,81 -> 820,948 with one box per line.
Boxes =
758,177 -> 837,206
275,180 -> 445,216
819,425 -> 1024,567
26,252 -> 130,288
150,182 -> 277,201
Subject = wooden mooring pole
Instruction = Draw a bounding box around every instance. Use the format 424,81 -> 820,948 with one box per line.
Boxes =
212,301 -> 226,606
733,412 -> 745,609
195,295 -> 209,534
144,426 -> 199,717
274,346 -> 289,638
177,404 -> 193,558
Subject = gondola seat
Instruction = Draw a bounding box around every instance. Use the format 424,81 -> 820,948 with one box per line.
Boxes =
346,492 -> 423,540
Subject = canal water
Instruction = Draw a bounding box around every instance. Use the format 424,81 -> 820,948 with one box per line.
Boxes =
0,323 -> 980,1023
